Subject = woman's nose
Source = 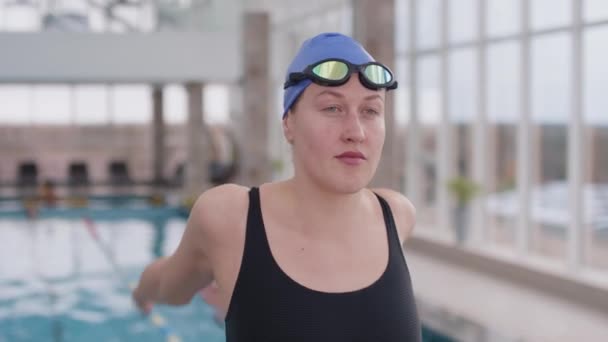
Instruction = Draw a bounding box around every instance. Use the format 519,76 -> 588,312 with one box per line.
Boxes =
341,113 -> 365,143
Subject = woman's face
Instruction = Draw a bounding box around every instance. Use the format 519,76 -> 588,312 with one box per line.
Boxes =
283,75 -> 386,193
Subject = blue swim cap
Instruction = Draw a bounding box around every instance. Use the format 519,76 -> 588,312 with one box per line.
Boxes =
282,32 -> 375,118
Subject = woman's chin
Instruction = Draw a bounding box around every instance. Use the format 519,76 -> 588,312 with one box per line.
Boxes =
328,175 -> 372,194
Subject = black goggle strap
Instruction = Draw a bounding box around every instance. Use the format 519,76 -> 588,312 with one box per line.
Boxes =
284,60 -> 396,89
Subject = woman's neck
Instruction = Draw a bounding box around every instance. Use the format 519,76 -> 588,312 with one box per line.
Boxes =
277,177 -> 370,237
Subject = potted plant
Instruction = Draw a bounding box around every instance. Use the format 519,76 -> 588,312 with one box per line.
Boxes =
447,177 -> 481,244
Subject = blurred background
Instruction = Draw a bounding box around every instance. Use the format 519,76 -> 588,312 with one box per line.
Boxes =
0,0 -> 607,341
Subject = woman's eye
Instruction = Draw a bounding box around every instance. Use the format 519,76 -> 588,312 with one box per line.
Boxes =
323,105 -> 341,113
363,108 -> 380,116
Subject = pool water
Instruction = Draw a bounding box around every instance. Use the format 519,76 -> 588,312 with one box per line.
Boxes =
0,204 -> 225,342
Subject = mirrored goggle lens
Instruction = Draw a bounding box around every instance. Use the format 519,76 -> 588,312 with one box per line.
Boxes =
364,64 -> 393,85
312,61 -> 349,81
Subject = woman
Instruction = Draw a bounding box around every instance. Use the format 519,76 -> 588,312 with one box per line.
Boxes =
134,32 -> 421,341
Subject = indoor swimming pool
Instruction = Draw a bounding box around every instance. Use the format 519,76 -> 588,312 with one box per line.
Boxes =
0,198 -> 225,342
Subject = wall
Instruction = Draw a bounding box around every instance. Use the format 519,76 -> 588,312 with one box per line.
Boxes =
0,124 -> 215,185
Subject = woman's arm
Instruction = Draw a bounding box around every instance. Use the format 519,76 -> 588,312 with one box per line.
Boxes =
133,186 -> 229,310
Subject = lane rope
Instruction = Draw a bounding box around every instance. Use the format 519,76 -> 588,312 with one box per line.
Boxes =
83,217 -> 181,342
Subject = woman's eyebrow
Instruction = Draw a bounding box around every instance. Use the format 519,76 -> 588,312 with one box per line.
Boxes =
316,91 -> 383,102
316,90 -> 345,98
364,94 -> 384,102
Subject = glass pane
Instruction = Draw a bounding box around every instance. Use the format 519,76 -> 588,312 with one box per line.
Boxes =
2,5 -> 40,31
164,84 -> 187,125
204,84 -> 229,125
531,0 -> 571,31
111,85 -> 151,124
449,0 -> 477,43
530,33 -> 572,261
395,58 -> 411,127
56,0 -> 88,12
89,8 -> 108,32
417,0 -> 441,50
109,6 -> 139,33
584,0 -> 608,22
487,41 -> 521,248
156,0 -> 239,32
0,86 -> 31,124
31,85 -> 71,125
50,0 -> 88,32
448,49 -> 477,243
395,0 -> 410,54
417,56 -> 442,233
137,1 -> 157,32
74,85 -> 109,125
448,49 -> 477,123
532,35 -> 571,124
487,0 -> 521,37
584,26 -> 608,271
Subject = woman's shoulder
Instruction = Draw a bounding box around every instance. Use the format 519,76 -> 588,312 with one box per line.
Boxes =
190,184 -> 251,239
198,183 -> 250,201
369,187 -> 416,243
194,183 -> 250,211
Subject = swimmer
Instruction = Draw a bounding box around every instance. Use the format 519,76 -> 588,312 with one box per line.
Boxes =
134,32 -> 421,341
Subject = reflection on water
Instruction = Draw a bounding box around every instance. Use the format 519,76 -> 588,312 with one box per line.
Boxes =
152,216 -> 168,259
0,209 -> 224,342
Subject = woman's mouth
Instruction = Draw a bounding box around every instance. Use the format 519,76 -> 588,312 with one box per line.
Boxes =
335,151 -> 366,165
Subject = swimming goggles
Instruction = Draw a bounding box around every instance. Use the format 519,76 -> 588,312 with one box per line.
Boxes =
283,58 -> 398,91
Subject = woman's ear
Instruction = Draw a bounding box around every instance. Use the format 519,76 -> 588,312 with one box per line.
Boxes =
282,113 -> 295,145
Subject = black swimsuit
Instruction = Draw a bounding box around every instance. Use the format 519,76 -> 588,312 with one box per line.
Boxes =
224,187 -> 421,341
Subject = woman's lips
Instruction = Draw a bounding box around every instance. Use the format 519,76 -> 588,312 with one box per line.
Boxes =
336,151 -> 366,165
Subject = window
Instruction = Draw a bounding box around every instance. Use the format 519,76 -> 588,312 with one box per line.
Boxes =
1,3 -> 40,31
74,85 -> 109,125
110,85 -> 151,124
486,41 -> 521,248
417,0 -> 441,50
163,84 -> 188,125
449,0 -> 477,43
448,48 -> 477,177
448,48 -> 477,241
584,26 -> 608,271
0,86 -> 31,124
531,0 -> 571,31
395,0 -> 410,54
204,84 -> 230,125
417,56 -> 441,231
487,0 -> 521,37
585,0 -> 608,22
530,33 -> 572,261
395,58 -> 411,127
31,85 -> 71,125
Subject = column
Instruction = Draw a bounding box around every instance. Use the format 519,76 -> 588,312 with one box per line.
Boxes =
240,12 -> 272,186
152,85 -> 165,184
568,0 -> 584,268
517,0 -> 532,255
407,0 -> 421,206
352,0 -> 398,190
184,82 -> 209,197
